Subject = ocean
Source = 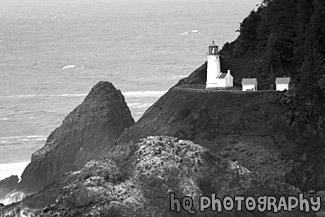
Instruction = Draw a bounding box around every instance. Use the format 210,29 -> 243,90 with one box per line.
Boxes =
0,0 -> 260,181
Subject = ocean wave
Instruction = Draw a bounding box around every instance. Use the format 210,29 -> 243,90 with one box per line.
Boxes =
0,191 -> 27,206
61,64 -> 76,70
0,135 -> 47,144
0,91 -> 165,99
123,91 -> 166,98
180,29 -> 200,35
0,117 -> 10,121
0,93 -> 87,99
172,75 -> 186,79
131,103 -> 153,109
49,93 -> 87,97
127,103 -> 141,107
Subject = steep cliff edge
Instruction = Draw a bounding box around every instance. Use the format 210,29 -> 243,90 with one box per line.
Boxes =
17,81 -> 134,194
117,75 -> 324,192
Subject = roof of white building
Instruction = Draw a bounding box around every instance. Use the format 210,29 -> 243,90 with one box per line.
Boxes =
242,78 -> 258,85
275,77 -> 290,84
217,73 -> 227,79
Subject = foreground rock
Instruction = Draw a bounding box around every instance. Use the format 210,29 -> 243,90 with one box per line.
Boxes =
17,81 -> 134,195
1,136 -> 316,217
0,176 -> 19,202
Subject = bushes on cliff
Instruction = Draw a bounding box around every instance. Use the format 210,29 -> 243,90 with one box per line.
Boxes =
222,0 -> 325,135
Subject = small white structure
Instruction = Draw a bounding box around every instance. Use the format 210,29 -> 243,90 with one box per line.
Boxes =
242,78 -> 258,91
275,77 -> 290,91
206,41 -> 233,88
216,70 -> 233,88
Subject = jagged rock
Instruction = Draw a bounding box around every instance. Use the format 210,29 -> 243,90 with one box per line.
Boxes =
1,191 -> 26,206
0,176 -> 19,202
18,81 -> 134,195
1,136 -> 313,217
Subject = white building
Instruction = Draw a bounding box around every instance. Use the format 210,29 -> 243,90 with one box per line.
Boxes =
275,77 -> 290,91
206,41 -> 233,89
216,70 -> 233,88
242,78 -> 258,91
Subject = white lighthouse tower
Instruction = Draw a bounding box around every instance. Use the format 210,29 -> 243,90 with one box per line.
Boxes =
206,41 -> 221,88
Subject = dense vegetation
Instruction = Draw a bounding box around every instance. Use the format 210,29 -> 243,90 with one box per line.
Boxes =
221,0 -> 324,138
223,0 -> 324,92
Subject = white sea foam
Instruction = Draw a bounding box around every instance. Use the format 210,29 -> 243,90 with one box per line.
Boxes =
181,30 -> 200,35
61,64 -> 76,70
0,161 -> 30,182
0,191 -> 27,205
172,75 -> 186,79
49,93 -> 87,97
127,103 -> 141,107
123,91 -> 166,98
0,118 -> 10,121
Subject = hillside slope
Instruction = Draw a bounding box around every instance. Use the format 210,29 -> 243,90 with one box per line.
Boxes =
117,85 -> 324,192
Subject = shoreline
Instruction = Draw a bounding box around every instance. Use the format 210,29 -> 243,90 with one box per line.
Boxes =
0,161 -> 30,182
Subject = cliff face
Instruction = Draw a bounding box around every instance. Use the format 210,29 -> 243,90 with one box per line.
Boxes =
0,137 -> 315,217
0,77 -> 322,216
17,81 -> 134,194
117,77 -> 324,191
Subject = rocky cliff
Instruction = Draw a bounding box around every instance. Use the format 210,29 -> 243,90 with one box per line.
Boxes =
0,74 -> 322,216
0,176 -> 19,203
0,136 -> 316,217
116,78 -> 324,193
17,81 -> 134,194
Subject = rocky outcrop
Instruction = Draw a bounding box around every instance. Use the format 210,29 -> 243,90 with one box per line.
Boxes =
17,81 -> 134,194
0,176 -> 19,202
1,136 -> 315,217
116,72 -> 324,192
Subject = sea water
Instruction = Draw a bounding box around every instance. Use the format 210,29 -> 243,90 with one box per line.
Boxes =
0,0 -> 260,181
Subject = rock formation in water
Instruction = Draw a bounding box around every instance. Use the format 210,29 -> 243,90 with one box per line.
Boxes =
17,81 -> 134,194
0,176 -> 19,202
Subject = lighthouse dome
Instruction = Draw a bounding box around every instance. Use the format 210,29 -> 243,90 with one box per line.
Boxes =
209,41 -> 217,47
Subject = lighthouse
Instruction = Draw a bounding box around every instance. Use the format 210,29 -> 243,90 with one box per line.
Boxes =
206,41 -> 221,88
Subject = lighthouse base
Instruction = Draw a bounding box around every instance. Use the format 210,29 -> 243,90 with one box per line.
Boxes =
206,82 -> 218,89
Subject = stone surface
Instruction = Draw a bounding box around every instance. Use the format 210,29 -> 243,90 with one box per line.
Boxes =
2,136 -> 315,217
17,81 -> 134,194
117,78 -> 324,192
0,176 -> 19,202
